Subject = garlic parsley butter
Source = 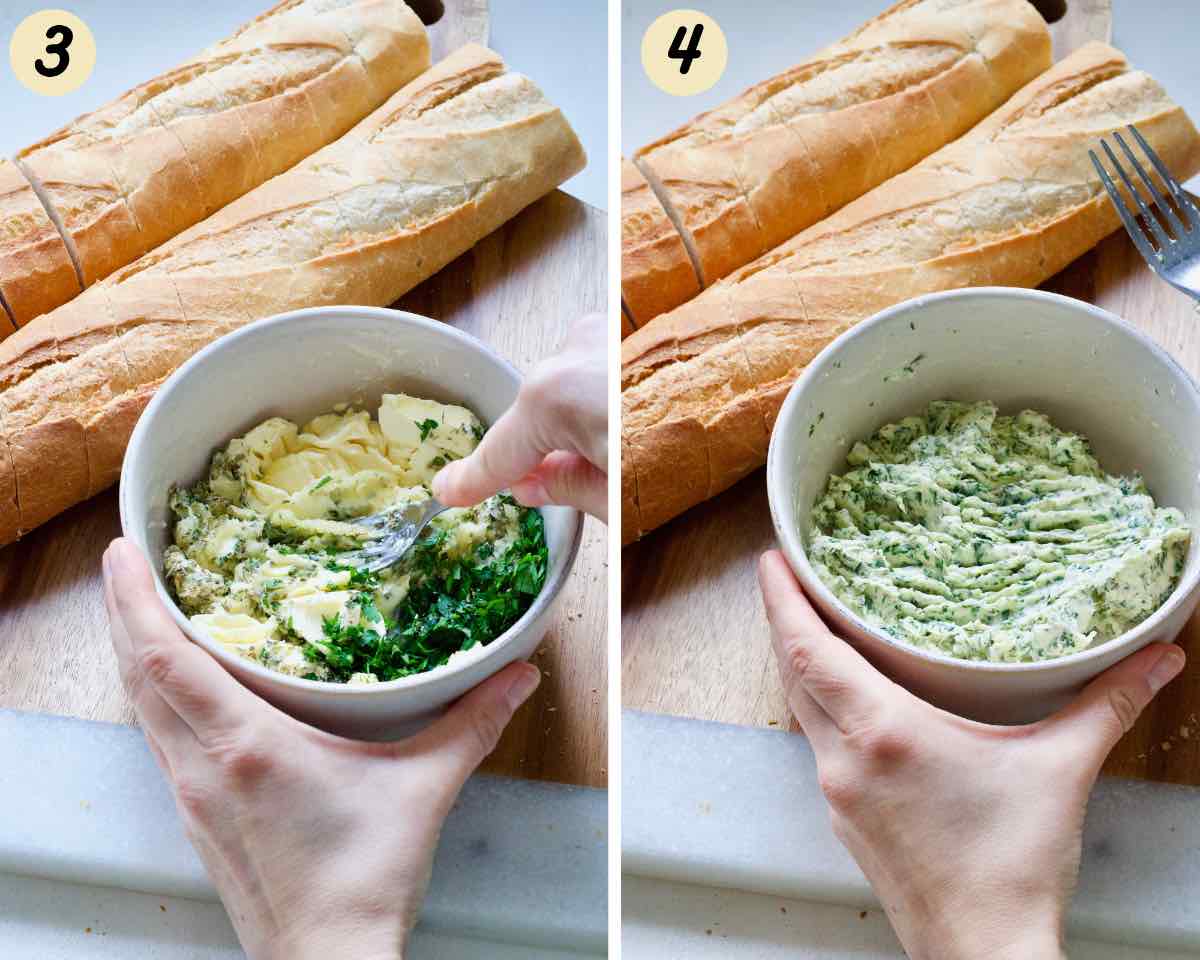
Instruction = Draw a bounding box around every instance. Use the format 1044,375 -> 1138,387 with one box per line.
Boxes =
808,401 -> 1190,662
164,394 -> 547,683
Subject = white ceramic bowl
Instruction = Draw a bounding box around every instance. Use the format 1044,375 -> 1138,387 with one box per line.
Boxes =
767,288 -> 1200,723
121,306 -> 583,739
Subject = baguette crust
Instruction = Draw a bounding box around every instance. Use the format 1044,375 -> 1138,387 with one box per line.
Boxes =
8,0 -> 429,326
622,43 -> 1200,542
0,159 -> 80,330
621,157 -> 701,331
633,0 -> 1051,301
0,44 -> 585,544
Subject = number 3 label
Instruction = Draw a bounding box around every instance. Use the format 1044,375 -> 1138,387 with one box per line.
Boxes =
10,10 -> 95,96
642,10 -> 727,97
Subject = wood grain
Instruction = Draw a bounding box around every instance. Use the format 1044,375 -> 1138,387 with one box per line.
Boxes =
0,190 -> 609,789
622,220 -> 1200,785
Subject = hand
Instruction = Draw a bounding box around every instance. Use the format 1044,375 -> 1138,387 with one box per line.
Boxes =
433,313 -> 607,522
102,537 -> 540,960
758,550 -> 1185,960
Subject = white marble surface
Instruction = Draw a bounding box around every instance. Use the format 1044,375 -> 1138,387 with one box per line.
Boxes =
623,709 -> 1200,956
0,872 -> 599,959
623,875 -> 1198,959
0,710 -> 606,957
621,0 -> 1200,191
0,0 -> 608,209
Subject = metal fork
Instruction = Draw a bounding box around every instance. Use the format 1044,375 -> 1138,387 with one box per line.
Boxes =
1090,125 -> 1200,302
339,497 -> 450,573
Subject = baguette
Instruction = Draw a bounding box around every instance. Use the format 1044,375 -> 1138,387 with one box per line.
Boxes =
630,0 -> 1051,323
622,42 -> 1200,543
0,159 -> 81,335
0,44 -> 585,545
2,0 -> 430,328
621,156 -> 700,333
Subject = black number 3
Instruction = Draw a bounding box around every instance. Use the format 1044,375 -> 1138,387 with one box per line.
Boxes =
667,24 -> 703,76
35,24 -> 73,78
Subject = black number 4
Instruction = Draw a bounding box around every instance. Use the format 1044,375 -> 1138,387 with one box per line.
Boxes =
667,24 -> 703,76
35,24 -> 73,79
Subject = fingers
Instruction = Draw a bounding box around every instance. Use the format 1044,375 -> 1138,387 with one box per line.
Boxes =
104,538 -> 253,744
103,551 -> 195,760
433,401 -> 549,507
758,551 -> 892,737
409,661 -> 541,786
1044,642 -> 1185,769
435,316 -> 607,507
511,451 -> 608,522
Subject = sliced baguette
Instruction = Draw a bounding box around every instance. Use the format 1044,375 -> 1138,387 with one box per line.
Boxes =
6,0 -> 429,327
0,44 -> 584,544
632,0 -> 1051,307
622,42 -> 1200,542
0,159 -> 80,331
621,156 -> 701,333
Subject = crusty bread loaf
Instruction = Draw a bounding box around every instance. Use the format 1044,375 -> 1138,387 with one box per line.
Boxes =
0,44 -> 585,544
622,43 -> 1200,543
3,0 -> 429,328
621,156 -> 700,334
0,159 -> 81,333
631,0 -> 1051,320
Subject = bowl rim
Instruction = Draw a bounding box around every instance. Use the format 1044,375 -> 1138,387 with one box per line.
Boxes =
767,286 -> 1200,675
120,304 -> 585,699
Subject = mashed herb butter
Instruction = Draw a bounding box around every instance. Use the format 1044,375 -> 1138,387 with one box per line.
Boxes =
808,401 -> 1190,662
164,394 -> 548,684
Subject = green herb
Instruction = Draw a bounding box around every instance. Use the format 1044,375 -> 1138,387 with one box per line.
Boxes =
416,418 -> 439,442
325,560 -> 379,590
312,475 -> 332,491
303,505 -> 548,682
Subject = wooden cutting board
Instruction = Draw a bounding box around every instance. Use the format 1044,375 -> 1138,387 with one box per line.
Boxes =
0,0 -> 608,790
624,0 -> 1200,788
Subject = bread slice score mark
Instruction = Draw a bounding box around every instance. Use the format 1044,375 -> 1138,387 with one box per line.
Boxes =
0,289 -> 16,335
634,156 -> 709,291
14,157 -> 87,295
142,96 -> 215,219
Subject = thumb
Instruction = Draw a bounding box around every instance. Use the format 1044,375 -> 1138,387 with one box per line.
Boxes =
511,451 -> 607,522
1043,642 -> 1185,769
433,402 -> 547,508
410,661 -> 541,785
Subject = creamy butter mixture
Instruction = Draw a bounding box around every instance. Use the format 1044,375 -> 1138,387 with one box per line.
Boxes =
808,401 -> 1191,662
164,394 -> 547,683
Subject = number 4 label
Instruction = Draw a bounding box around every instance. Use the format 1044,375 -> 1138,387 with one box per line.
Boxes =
668,24 -> 703,76
642,10 -> 727,97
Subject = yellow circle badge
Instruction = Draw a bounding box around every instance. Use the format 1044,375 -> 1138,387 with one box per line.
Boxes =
641,9 -> 727,97
10,9 -> 95,96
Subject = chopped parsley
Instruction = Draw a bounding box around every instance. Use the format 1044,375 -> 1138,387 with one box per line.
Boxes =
303,506 -> 549,682
416,418 -> 439,442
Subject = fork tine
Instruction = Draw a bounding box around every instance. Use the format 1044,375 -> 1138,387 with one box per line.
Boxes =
1128,124 -> 1200,233
1090,148 -> 1163,267
1113,130 -> 1188,239
1100,139 -> 1172,252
